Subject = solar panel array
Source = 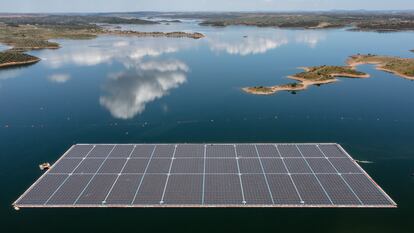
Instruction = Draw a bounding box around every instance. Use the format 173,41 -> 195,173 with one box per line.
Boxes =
13,143 -> 396,208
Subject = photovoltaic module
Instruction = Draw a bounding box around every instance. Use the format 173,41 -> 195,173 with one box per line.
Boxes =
13,143 -> 396,208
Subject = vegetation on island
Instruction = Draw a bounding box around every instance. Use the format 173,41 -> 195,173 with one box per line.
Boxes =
246,86 -> 275,94
0,51 -> 40,67
294,66 -> 368,81
0,15 -> 157,27
243,65 -> 368,95
107,30 -> 204,39
0,15 -> 205,68
195,12 -> 414,31
200,15 -> 346,29
157,19 -> 182,23
347,54 -> 414,79
244,52 -> 414,95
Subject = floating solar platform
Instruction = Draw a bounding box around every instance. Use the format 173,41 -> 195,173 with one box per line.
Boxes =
13,143 -> 396,208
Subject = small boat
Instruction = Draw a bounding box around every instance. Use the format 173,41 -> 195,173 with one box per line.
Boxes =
39,163 -> 51,171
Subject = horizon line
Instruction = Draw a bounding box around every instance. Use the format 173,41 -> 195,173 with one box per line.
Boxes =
1,9 -> 414,14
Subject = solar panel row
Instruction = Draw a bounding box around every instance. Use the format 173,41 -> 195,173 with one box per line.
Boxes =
49,158 -> 363,174
63,144 -> 349,158
13,143 -> 396,208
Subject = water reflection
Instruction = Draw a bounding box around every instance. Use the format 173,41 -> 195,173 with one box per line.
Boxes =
99,59 -> 188,119
40,37 -> 195,68
208,35 -> 289,56
295,31 -> 326,48
48,73 -> 71,83
206,29 -> 326,55
29,24 -> 328,119
0,69 -> 21,81
38,27 -> 327,70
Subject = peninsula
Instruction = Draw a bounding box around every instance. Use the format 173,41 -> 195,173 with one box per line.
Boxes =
192,12 -> 414,32
347,54 -> 414,80
243,66 -> 369,95
0,51 -> 40,68
105,30 -> 204,39
0,15 -> 204,68
244,53 -> 414,95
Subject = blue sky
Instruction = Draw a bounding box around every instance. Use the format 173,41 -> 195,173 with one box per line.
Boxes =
1,0 -> 414,13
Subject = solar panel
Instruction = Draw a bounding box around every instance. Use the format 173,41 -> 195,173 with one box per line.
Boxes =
122,159 -> 149,173
171,158 -> 204,174
87,145 -> 113,158
47,174 -> 92,205
131,145 -> 155,158
108,145 -> 134,158
48,159 -> 82,174
175,144 -> 204,158
105,174 -> 142,205
13,143 -> 396,208
163,175 -> 203,204
73,159 -> 104,174
64,145 -> 93,158
256,144 -> 280,158
241,174 -> 273,204
238,158 -> 263,173
266,174 -> 301,204
132,174 -> 167,204
261,158 -> 288,173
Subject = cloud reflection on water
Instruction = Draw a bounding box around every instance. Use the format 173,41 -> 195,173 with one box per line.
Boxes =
40,37 -> 194,69
295,31 -> 326,48
31,26 -> 327,119
0,69 -> 21,80
99,59 -> 188,119
208,36 -> 289,56
206,29 -> 326,55
48,73 -> 71,83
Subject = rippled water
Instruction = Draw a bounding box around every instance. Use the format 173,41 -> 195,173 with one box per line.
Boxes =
1,21 -> 414,233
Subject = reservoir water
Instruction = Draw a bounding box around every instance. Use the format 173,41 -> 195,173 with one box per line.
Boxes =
1,21 -> 413,232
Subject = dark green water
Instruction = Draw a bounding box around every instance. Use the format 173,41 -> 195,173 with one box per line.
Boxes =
1,22 -> 413,232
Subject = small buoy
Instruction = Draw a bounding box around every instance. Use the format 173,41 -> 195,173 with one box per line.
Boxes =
39,163 -> 51,171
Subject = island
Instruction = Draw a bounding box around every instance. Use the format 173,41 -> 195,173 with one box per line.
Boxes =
105,30 -> 204,39
0,15 -> 205,68
0,51 -> 40,67
244,53 -> 414,95
195,12 -> 414,32
347,54 -> 414,80
243,66 -> 369,95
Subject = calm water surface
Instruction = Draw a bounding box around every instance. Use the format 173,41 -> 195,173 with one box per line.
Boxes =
1,21 -> 413,233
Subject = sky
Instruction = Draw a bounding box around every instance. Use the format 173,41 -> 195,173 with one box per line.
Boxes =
1,0 -> 414,13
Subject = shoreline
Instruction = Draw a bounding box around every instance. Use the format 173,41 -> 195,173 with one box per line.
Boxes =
0,58 -> 40,68
245,53 -> 414,95
243,67 -> 369,95
103,30 -> 205,39
0,26 -> 205,69
347,58 -> 414,80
